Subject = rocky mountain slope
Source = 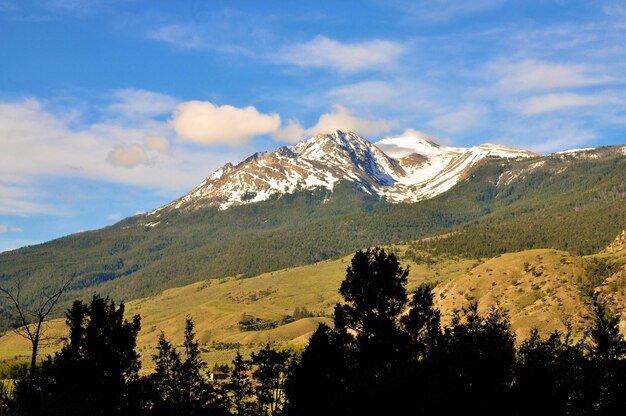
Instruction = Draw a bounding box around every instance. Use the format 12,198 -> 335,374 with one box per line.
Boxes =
151,130 -> 536,215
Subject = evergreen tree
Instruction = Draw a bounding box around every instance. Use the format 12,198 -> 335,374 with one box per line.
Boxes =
14,295 -> 141,416
224,352 -> 254,416
179,317 -> 208,410
514,329 -> 588,416
286,248 -> 412,415
145,317 -> 228,416
251,344 -> 292,416
435,303 -> 516,415
587,302 -> 626,414
283,324 -> 351,416
401,284 -> 443,360
146,332 -> 183,415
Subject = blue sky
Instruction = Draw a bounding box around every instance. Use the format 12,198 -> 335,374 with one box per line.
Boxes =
1,0 -> 626,251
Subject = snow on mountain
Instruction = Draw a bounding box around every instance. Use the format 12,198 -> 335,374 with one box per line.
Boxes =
555,148 -> 596,155
150,130 -> 537,215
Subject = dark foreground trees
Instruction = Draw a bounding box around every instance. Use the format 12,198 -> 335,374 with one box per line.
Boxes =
146,317 -> 228,416
3,248 -> 626,415
285,247 -> 626,416
12,295 -> 141,416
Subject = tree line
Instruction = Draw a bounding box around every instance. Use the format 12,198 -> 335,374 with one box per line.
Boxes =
2,248 -> 626,415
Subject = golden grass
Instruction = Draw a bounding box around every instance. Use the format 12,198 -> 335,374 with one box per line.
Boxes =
434,249 -> 592,341
4,241 -> 623,370
0,247 -> 474,371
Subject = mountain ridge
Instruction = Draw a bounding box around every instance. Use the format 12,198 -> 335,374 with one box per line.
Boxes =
150,130 -> 536,215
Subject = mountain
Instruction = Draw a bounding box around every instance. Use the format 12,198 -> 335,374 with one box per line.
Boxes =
149,130 -> 536,215
0,131 -> 625,332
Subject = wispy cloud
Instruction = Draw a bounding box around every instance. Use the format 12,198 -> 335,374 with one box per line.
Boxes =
491,59 -> 610,93
328,81 -> 402,106
516,124 -> 598,154
279,36 -> 406,73
428,104 -> 488,134
147,24 -> 206,49
0,182 -> 60,216
517,92 -> 623,115
603,2 -> 626,17
0,224 -> 22,233
389,0 -> 503,21
107,89 -> 178,117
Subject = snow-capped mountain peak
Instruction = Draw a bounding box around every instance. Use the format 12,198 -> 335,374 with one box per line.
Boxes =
151,130 -> 536,215
375,132 -> 461,159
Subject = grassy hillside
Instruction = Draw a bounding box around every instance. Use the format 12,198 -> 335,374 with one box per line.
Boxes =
434,249 -> 592,340
0,146 -> 624,332
0,245 -> 475,369
3,232 -> 626,370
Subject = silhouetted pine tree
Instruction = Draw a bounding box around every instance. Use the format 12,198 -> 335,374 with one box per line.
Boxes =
224,352 -> 254,416
440,303 -> 516,415
13,295 -> 141,416
283,323 -> 352,416
251,344 -> 292,416
145,332 -> 184,415
587,301 -> 626,415
514,328 -> 588,416
146,317 -> 228,416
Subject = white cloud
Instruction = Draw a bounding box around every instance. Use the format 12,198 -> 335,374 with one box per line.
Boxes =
398,128 -> 452,145
169,100 -> 395,144
392,0 -> 502,21
170,101 -> 281,146
106,135 -> 171,168
328,81 -> 401,106
0,97 -> 245,197
0,182 -> 57,216
428,105 -> 487,134
107,213 -> 121,221
0,224 -> 22,233
271,120 -> 306,143
108,89 -> 178,116
106,144 -> 148,167
306,104 -> 397,137
527,126 -> 597,153
143,135 -> 171,153
492,59 -> 609,92
280,36 -> 406,73
603,3 -> 626,17
518,92 -> 622,115
147,24 -> 205,49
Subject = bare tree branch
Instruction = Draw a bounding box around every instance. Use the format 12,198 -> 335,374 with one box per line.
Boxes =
0,274 -> 75,386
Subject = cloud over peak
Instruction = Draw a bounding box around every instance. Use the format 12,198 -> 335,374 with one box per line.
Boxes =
170,101 -> 281,146
307,104 -> 396,137
169,100 -> 396,145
